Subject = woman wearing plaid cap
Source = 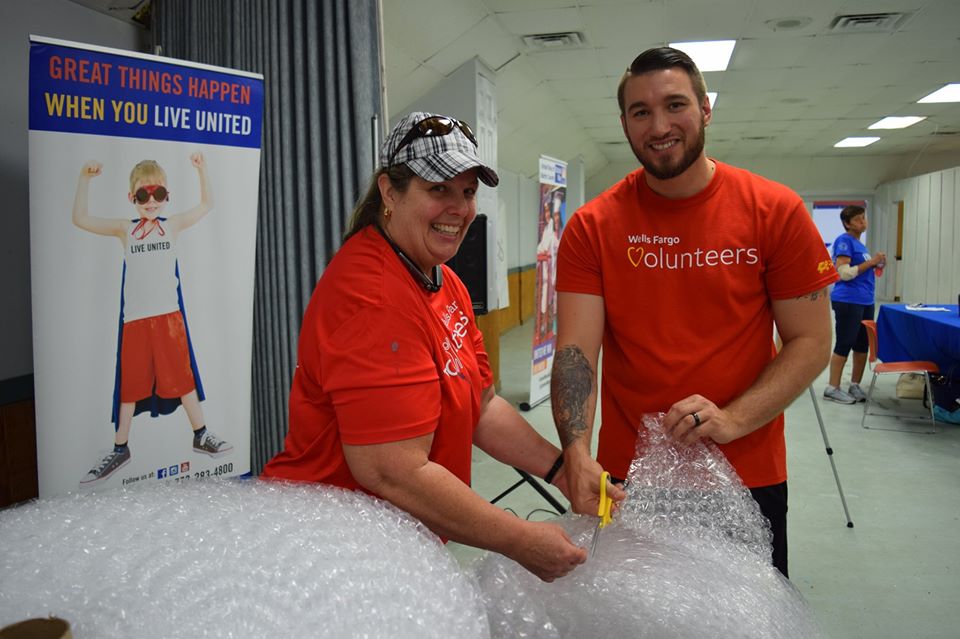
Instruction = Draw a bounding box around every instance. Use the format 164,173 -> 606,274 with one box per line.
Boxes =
263,112 -> 598,581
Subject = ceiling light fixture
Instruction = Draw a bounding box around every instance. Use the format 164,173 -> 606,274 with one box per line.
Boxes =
834,137 -> 880,148
764,17 -> 812,31
868,116 -> 926,129
668,40 -> 736,72
707,92 -> 718,108
918,83 -> 960,103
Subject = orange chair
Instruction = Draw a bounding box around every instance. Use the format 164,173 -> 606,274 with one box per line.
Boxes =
860,320 -> 940,433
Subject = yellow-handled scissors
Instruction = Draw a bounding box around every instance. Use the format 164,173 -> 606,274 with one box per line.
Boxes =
589,471 -> 613,557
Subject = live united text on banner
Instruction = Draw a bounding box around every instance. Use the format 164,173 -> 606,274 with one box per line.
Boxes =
30,37 -> 261,147
526,156 -> 567,408
28,36 -> 263,497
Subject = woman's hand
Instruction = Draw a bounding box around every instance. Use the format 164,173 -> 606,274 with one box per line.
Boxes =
508,521 -> 587,582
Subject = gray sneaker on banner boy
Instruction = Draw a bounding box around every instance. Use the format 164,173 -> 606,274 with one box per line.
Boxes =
193,430 -> 233,458
80,447 -> 132,487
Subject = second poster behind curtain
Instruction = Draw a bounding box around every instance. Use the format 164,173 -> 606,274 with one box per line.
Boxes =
527,156 -> 567,408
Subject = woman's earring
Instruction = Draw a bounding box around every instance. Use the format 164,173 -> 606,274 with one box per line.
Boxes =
384,208 -> 392,220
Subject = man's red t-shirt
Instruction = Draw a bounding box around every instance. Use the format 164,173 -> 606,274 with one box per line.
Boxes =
262,226 -> 492,491
557,161 -> 838,487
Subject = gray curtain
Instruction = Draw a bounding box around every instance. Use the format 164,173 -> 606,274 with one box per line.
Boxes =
153,0 -> 382,473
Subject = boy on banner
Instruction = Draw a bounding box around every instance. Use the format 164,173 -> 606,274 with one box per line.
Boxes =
72,152 -> 232,487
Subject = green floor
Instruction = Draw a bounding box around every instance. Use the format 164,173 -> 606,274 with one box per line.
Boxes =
452,319 -> 960,639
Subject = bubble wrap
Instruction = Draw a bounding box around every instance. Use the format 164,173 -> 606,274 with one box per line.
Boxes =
0,479 -> 489,638
620,412 -> 774,561
474,413 -> 823,638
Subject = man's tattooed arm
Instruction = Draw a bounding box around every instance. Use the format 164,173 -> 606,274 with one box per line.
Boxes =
551,345 -> 596,449
795,287 -> 828,301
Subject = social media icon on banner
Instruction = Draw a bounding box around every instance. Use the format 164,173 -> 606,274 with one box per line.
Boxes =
181,462 -> 190,473
157,467 -> 167,479
169,465 -> 179,476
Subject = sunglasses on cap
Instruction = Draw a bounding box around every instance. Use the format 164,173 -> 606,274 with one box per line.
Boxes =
134,184 -> 169,204
387,116 -> 478,167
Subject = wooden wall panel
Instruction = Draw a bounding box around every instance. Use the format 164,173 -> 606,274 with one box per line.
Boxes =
875,166 -> 960,305
954,170 -> 960,304
939,174 -> 955,303
519,267 -> 536,323
476,311 -> 501,389
0,400 -> 38,507
499,271 -> 522,334
927,173 -> 942,302
915,175 -> 931,301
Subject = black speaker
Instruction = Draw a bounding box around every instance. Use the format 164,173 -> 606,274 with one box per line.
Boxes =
446,213 -> 488,314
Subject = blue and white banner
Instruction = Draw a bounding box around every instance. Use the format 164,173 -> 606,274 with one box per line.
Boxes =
29,38 -> 261,147
29,36 -> 263,497
526,156 -> 567,408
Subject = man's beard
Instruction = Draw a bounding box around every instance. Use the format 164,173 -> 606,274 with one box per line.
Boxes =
630,117 -> 706,180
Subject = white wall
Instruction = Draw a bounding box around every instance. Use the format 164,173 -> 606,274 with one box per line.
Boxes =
587,151 -> 960,203
399,57 -> 508,308
583,152 -> 960,308
1,0 -> 145,382
497,168 -> 520,271
566,155 -> 585,218
498,166 -> 538,271
875,166 -> 960,305
500,155 -> 585,274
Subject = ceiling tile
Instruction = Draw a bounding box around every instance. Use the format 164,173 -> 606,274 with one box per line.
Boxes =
383,0 -> 960,190
385,64 -> 446,115
381,0 -> 489,63
484,0 -> 581,10
523,48 -> 605,80
425,15 -> 522,75
491,7 -> 585,36
546,77 -> 615,100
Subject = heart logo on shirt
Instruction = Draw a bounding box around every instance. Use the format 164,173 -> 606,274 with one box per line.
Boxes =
628,246 -> 644,267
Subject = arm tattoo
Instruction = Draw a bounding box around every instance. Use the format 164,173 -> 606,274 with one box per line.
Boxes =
551,345 -> 595,449
795,287 -> 828,301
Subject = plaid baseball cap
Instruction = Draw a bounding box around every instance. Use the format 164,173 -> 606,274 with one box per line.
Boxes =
381,111 -> 499,187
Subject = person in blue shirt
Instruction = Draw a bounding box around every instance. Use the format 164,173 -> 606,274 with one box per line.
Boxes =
825,205 -> 886,403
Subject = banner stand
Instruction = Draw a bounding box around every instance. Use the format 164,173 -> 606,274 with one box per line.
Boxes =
28,35 -> 263,497
524,156 -> 567,410
518,397 -> 547,412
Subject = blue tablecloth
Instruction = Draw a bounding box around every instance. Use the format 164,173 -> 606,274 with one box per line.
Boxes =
876,304 -> 960,372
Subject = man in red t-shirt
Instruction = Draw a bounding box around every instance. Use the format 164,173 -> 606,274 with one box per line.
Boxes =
552,47 -> 838,577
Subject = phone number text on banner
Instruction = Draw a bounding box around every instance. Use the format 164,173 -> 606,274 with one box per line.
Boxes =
29,39 -> 263,149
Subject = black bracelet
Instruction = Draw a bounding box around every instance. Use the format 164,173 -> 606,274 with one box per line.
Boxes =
543,453 -> 564,484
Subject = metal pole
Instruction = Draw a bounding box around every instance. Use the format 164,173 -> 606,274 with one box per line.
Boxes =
808,385 -> 854,527
519,396 -> 549,412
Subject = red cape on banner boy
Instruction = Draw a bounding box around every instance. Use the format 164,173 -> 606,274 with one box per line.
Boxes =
525,156 -> 567,409
28,36 -> 263,497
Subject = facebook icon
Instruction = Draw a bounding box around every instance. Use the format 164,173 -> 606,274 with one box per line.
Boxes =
157,468 -> 167,479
